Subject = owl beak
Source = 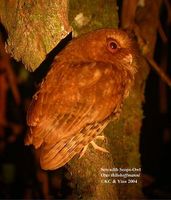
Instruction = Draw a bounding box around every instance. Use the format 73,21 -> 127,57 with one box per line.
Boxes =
123,54 -> 133,65
123,54 -> 137,74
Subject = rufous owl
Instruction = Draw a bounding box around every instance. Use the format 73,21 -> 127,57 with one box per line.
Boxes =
25,28 -> 138,170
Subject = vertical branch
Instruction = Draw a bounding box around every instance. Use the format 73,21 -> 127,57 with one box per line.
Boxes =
68,1 -> 119,199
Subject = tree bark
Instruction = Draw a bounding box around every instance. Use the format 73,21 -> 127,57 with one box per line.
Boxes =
68,0 -> 162,199
68,1 -> 119,199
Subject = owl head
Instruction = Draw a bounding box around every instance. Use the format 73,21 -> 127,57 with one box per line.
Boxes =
57,28 -> 139,76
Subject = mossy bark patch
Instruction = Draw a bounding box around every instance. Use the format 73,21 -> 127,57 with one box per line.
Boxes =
0,0 -> 71,71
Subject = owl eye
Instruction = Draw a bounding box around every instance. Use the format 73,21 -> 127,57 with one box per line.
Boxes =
107,39 -> 119,53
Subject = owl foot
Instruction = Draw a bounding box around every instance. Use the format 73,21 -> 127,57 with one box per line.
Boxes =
94,135 -> 105,140
90,141 -> 109,153
79,135 -> 108,158
79,145 -> 88,158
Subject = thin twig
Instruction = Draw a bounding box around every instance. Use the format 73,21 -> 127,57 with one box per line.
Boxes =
5,60 -> 21,104
158,20 -> 168,43
146,55 -> 171,88
0,37 -> 20,104
132,22 -> 170,88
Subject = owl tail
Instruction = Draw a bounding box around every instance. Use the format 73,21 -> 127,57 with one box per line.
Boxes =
40,134 -> 86,170
39,120 -> 109,170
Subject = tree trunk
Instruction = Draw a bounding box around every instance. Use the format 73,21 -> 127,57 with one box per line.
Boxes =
68,0 -> 162,199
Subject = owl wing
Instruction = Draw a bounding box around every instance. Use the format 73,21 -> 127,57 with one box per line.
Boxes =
40,118 -> 110,170
26,61 -> 126,169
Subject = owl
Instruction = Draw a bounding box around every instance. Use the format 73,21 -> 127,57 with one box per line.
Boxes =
25,28 -> 138,170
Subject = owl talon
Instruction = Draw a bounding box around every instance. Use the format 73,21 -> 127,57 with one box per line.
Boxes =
90,141 -> 109,153
95,135 -> 105,141
79,136 -> 108,159
79,145 -> 88,158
